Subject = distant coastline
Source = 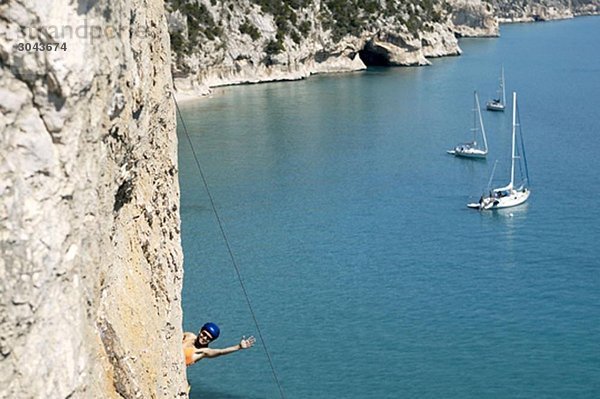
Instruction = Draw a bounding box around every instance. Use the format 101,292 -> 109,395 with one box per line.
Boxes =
173,12 -> 598,104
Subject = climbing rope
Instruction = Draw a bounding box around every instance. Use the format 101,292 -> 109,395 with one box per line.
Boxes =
174,96 -> 287,399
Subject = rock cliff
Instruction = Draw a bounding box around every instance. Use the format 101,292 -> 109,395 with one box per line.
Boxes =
167,0 -> 598,97
168,0 -> 477,96
489,0 -> 600,22
451,0 -> 498,37
0,1 -> 186,398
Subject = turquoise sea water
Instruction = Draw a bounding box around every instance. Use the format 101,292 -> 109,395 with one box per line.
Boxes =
178,17 -> 600,399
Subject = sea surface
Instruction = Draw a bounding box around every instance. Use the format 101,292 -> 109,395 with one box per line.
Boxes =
178,17 -> 600,399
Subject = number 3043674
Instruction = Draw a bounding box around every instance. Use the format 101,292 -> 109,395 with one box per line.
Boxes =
16,42 -> 67,51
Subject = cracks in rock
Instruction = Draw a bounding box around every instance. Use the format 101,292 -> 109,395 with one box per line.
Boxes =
107,126 -> 122,143
109,89 -> 126,120
131,104 -> 143,120
113,178 -> 134,213
5,41 -> 69,143
104,123 -> 141,215
45,72 -> 66,112
76,0 -> 100,16
97,318 -> 140,399
102,5 -> 112,21
113,155 -> 138,213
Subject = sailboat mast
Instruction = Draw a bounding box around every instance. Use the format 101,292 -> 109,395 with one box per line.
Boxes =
510,92 -> 517,188
475,92 -> 488,151
472,91 -> 477,143
501,66 -> 506,105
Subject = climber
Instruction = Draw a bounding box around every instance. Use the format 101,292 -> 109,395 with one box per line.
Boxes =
183,322 -> 256,366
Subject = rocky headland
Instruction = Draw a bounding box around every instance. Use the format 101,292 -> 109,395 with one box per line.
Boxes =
167,0 -> 599,98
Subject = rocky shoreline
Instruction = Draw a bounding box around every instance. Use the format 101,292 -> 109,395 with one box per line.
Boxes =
170,0 -> 598,101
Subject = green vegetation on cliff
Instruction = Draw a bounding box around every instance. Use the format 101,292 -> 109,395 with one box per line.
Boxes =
166,0 -> 599,73
166,0 -> 451,53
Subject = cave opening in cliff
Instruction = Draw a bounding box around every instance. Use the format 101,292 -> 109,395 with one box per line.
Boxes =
358,48 -> 392,67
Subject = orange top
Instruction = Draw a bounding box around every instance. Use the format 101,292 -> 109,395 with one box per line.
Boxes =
184,347 -> 195,366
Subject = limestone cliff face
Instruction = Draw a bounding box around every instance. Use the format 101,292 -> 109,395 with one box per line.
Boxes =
489,0 -> 600,22
168,0 -> 598,96
451,0 -> 498,37
0,1 -> 186,398
168,0 -> 466,97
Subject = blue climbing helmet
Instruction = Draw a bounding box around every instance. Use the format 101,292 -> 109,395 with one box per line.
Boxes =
201,322 -> 220,340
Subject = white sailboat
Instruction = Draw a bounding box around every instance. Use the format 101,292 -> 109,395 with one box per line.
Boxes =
468,92 -> 530,210
486,66 -> 506,112
447,91 -> 488,159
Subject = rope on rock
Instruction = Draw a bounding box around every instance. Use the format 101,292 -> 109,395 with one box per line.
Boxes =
174,96 -> 287,399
